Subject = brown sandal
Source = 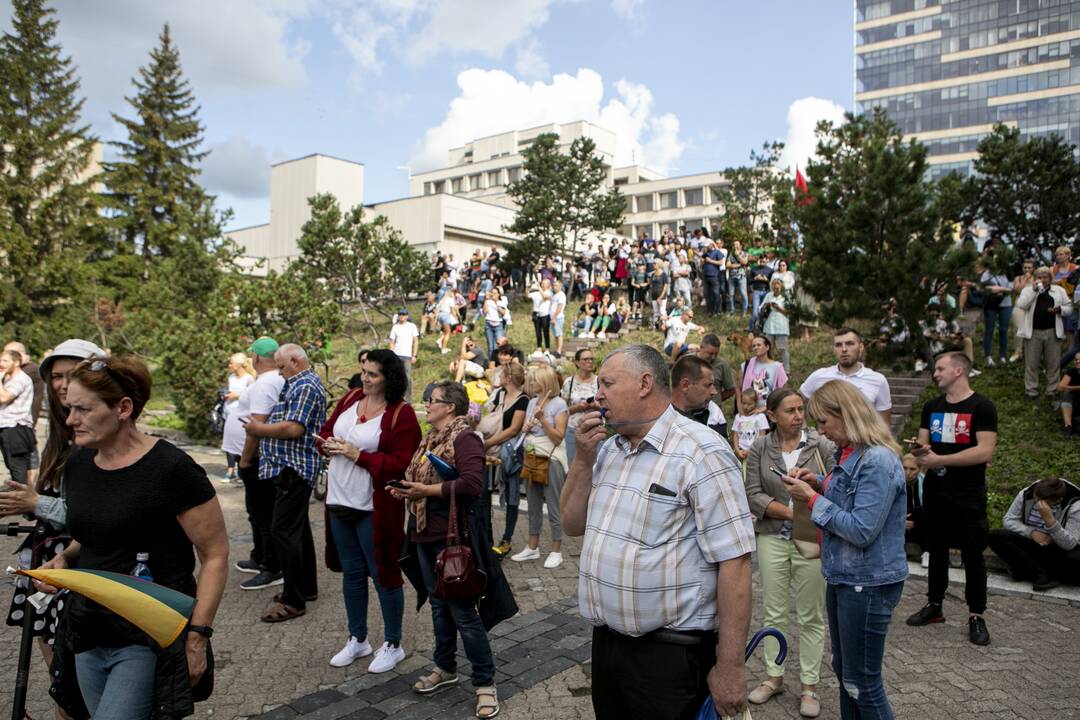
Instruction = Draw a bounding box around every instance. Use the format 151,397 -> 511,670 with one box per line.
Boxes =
260,602 -> 305,623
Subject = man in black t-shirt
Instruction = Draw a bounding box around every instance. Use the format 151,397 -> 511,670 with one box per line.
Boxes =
907,352 -> 998,646
1057,355 -> 1080,438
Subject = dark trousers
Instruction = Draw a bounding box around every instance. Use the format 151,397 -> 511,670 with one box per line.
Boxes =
827,582 -> 902,720
591,625 -> 716,720
924,487 -> 988,614
240,462 -> 278,572
703,275 -> 721,315
270,468 -> 317,609
532,313 -> 551,349
415,540 -> 495,687
988,528 -> 1080,584
0,425 -> 34,485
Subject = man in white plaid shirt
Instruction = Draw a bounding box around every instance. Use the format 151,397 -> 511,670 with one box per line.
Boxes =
561,344 -> 755,720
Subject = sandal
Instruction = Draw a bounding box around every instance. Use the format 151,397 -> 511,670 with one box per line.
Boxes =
260,602 -> 305,623
492,540 -> 512,557
475,686 -> 499,719
800,690 -> 820,718
273,591 -> 317,604
747,679 -> 784,705
413,667 -> 459,695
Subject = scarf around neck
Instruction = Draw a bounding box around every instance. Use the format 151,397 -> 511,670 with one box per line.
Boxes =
405,415 -> 472,532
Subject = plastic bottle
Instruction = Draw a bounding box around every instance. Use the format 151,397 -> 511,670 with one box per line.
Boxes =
132,552 -> 153,582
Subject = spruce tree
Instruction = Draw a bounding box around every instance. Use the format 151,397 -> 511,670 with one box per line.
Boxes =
102,23 -> 229,320
0,0 -> 100,351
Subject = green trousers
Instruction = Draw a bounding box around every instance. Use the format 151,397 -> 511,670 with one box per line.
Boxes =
757,533 -> 826,685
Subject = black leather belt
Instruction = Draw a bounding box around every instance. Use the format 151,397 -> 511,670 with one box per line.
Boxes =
601,625 -> 717,646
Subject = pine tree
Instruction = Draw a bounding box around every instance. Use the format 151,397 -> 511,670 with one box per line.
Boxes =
101,23 -> 229,319
0,0 -> 100,351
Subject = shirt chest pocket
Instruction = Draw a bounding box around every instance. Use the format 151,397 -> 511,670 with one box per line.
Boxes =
637,488 -> 691,549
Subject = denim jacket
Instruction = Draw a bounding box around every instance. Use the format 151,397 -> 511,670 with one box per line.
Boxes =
810,445 -> 908,587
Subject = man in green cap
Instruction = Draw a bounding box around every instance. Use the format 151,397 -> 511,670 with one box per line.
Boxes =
233,336 -> 286,590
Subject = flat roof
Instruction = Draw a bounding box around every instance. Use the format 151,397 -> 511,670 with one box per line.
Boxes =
447,119 -> 612,152
223,221 -> 271,234
271,153 -> 365,169
366,192 -> 515,213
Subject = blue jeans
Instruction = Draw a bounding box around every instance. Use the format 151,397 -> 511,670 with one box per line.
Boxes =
826,581 -> 903,720
484,322 -> 505,358
703,275 -> 722,315
416,540 -> 496,687
749,289 -> 769,331
329,511 -> 404,644
982,305 -> 1012,360
728,275 -> 748,312
75,644 -> 156,720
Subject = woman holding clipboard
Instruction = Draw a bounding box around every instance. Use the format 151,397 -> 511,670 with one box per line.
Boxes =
743,388 -> 834,718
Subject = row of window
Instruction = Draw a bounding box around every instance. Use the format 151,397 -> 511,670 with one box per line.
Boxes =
620,218 -> 714,239
627,186 -> 721,214
862,90 -> 1080,136
858,0 -> 940,23
423,167 -> 523,195
858,5 -> 1079,50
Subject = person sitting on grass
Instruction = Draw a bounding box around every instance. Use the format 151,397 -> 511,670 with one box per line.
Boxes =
1057,354 -> 1080,439
449,337 -> 488,384
661,308 -> 704,361
988,477 -> 1080,591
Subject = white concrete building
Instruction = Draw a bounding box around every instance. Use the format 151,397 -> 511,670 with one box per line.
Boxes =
225,120 -> 733,273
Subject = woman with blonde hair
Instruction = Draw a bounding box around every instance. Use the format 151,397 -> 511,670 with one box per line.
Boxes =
510,364 -> 569,568
221,352 -> 256,482
781,380 -> 906,720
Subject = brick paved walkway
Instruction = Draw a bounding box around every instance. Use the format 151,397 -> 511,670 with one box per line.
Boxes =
3,440 -> 1080,719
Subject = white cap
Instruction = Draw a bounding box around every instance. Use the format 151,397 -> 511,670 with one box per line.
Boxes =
39,339 -> 107,381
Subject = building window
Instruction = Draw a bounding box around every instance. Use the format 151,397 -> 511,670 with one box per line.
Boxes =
451,177 -> 463,193
684,188 -> 704,206
507,167 -> 522,184
469,173 -> 483,191
434,180 -> 445,193
636,194 -> 653,212
488,170 -> 502,186
660,191 -> 678,209
613,177 -> 628,186
425,182 -> 435,195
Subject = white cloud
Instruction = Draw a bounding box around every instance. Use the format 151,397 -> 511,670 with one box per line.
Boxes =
201,136 -> 272,199
780,97 -> 847,175
514,38 -> 550,80
610,0 -> 644,20
412,0 -> 553,64
409,68 -> 685,174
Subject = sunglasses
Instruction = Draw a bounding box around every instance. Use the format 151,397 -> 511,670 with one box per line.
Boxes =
424,397 -> 452,406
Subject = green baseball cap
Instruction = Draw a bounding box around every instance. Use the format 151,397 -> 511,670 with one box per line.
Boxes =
248,336 -> 279,358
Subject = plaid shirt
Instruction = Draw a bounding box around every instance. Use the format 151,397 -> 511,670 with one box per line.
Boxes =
259,368 -> 327,485
578,405 -> 755,636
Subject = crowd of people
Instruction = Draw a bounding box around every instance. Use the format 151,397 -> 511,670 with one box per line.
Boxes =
2,233 -> 1079,720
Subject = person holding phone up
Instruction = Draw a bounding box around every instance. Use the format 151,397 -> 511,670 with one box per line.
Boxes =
561,348 -> 599,465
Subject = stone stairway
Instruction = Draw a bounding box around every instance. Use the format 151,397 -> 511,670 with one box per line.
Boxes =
882,372 -> 931,439
560,320 -> 638,358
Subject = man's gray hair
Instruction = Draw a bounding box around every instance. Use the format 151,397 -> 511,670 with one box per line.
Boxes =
605,344 -> 670,396
276,343 -> 309,365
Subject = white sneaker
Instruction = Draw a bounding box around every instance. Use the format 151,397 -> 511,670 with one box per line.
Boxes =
914,359 -> 927,373
368,642 -> 406,674
968,368 -> 982,377
986,357 -> 996,368
920,552 -> 930,569
330,637 -> 372,667
510,546 -> 541,562
543,551 -> 563,569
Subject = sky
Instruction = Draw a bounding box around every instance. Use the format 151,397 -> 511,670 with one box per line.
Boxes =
7,0 -> 854,231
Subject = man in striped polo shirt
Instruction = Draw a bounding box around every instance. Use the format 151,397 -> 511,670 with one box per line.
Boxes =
561,344 -> 756,720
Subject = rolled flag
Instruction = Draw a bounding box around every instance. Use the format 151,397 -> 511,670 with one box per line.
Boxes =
17,568 -> 195,648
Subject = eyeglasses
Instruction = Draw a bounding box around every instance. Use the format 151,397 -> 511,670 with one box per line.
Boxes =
424,397 -> 452,406
85,358 -> 137,396
579,357 -> 595,362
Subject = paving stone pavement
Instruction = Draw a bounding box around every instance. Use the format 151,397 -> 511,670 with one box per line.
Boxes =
3,440 -> 1080,719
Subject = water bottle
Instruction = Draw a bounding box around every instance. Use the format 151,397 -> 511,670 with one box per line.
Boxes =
132,552 -> 153,582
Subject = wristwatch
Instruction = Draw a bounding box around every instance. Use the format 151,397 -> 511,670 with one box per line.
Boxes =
188,624 -> 214,638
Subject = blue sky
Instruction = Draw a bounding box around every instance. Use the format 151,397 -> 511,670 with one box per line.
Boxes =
11,0 -> 854,230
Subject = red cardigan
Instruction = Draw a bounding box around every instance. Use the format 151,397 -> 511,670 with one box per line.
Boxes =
318,388 -> 421,589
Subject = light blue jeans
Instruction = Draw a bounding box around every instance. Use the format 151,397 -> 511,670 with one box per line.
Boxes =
75,644 -> 157,720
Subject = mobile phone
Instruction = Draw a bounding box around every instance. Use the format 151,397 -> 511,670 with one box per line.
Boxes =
903,437 -> 920,446
386,480 -> 406,490
238,417 -> 249,425
311,434 -> 326,443
768,466 -> 787,479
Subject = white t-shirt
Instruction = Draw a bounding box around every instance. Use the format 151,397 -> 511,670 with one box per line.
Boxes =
484,298 -> 503,325
221,370 -> 284,456
707,400 -> 727,429
530,290 -> 552,317
732,412 -> 770,452
389,321 -> 419,359
437,294 -> 455,317
799,364 -> 892,412
665,316 -> 698,347
551,290 -> 567,319
327,403 -> 382,511
224,372 -> 255,419
0,371 -> 33,429
561,374 -> 599,429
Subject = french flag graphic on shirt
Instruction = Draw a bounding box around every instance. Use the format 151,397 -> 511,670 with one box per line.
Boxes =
929,413 -> 972,444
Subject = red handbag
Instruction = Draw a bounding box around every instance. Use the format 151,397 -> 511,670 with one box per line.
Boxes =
434,484 -> 484,601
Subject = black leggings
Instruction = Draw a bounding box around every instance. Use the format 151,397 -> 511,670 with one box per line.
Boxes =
533,313 -> 551,349
988,528 -> 1080,584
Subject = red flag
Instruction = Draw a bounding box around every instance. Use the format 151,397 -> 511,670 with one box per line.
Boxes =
794,166 -> 812,206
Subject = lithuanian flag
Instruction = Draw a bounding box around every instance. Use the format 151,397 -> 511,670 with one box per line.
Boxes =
17,568 -> 196,648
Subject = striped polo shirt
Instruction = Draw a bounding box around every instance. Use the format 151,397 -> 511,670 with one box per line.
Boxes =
578,405 -> 755,636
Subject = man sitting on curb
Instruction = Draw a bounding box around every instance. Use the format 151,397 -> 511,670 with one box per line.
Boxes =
988,477 -> 1080,592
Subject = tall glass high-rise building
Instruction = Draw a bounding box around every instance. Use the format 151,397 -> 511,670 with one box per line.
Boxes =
855,0 -> 1080,179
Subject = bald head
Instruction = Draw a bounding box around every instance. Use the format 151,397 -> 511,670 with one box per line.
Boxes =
275,343 -> 310,378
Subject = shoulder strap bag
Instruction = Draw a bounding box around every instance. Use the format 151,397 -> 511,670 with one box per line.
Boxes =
792,447 -> 828,560
434,483 -> 484,601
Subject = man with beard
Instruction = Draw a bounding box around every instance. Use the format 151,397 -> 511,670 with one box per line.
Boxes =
800,328 -> 892,425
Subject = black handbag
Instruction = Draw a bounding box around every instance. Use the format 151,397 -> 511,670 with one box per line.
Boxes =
434,484 -> 484,601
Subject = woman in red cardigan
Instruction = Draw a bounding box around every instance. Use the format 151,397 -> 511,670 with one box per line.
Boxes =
317,349 -> 421,673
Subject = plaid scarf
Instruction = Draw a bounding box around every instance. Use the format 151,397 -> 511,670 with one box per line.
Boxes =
405,415 -> 471,532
